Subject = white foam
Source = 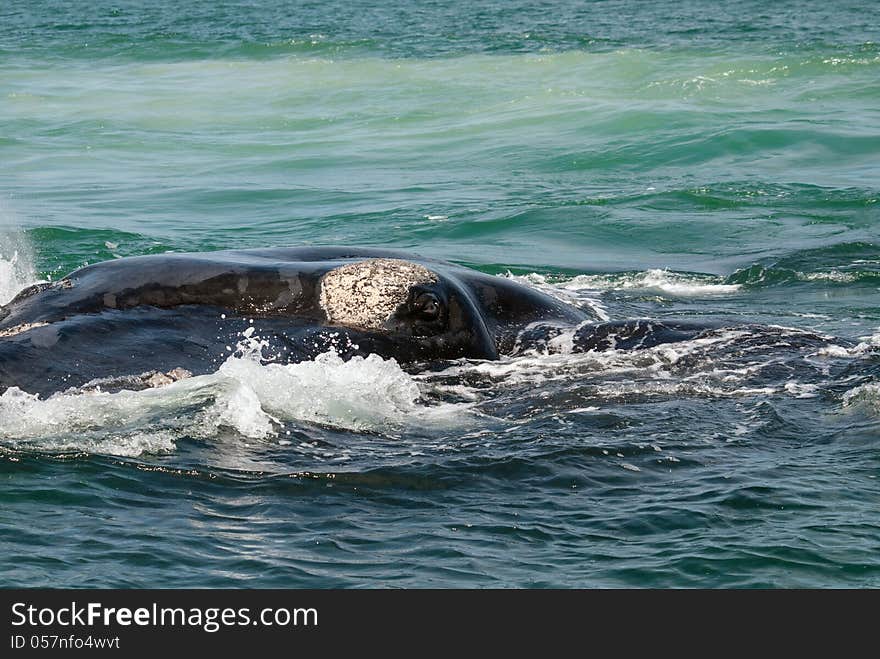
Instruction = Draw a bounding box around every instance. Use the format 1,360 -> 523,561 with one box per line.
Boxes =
859,327 -> 880,347
418,325 -> 858,407
783,381 -> 820,398
504,269 -> 738,321
841,383 -> 880,416
0,385 -> 185,456
421,328 -> 752,388
214,346 -> 436,431
813,327 -> 880,358
814,344 -> 858,358
562,269 -> 741,297
503,273 -> 610,320
0,339 -> 473,457
798,271 -> 858,283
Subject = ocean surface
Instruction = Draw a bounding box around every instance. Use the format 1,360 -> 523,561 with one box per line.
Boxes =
1,0 -> 878,587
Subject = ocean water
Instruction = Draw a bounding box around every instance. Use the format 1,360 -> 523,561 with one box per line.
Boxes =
1,0 -> 879,587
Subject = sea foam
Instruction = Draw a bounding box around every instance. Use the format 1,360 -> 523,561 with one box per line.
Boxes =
0,338 -> 472,457
504,268 -> 739,322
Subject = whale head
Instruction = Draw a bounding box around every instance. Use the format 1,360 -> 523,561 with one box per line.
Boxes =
318,258 -> 498,361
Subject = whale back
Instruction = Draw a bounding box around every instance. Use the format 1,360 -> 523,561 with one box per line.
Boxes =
0,246 -> 587,342
0,247 -> 594,395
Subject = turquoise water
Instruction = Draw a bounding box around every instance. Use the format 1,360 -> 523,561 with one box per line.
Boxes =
1,0 -> 879,587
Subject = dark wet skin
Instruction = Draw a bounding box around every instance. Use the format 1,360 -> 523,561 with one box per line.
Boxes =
0,246 -> 731,396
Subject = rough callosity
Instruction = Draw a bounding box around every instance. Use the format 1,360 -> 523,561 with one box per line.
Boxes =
144,367 -> 193,388
319,259 -> 438,330
0,322 -> 50,338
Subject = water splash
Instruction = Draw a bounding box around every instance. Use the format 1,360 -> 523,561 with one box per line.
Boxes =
0,228 -> 38,306
0,337 -> 473,457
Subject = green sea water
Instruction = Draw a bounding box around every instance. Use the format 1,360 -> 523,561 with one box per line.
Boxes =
0,0 -> 879,587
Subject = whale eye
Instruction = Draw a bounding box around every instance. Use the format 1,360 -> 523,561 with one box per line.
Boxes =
412,291 -> 441,320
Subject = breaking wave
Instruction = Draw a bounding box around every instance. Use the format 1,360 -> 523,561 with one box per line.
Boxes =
505,268 -> 740,315
841,383 -> 880,417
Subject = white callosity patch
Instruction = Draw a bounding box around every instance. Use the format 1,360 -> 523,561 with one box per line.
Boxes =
143,367 -> 193,388
319,259 -> 438,330
0,322 -> 50,338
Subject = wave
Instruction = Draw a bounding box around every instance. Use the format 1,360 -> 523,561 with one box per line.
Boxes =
5,46 -> 879,122
555,270 -> 741,297
841,383 -> 880,417
726,242 -> 880,288
3,2 -> 879,67
507,269 -> 740,306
